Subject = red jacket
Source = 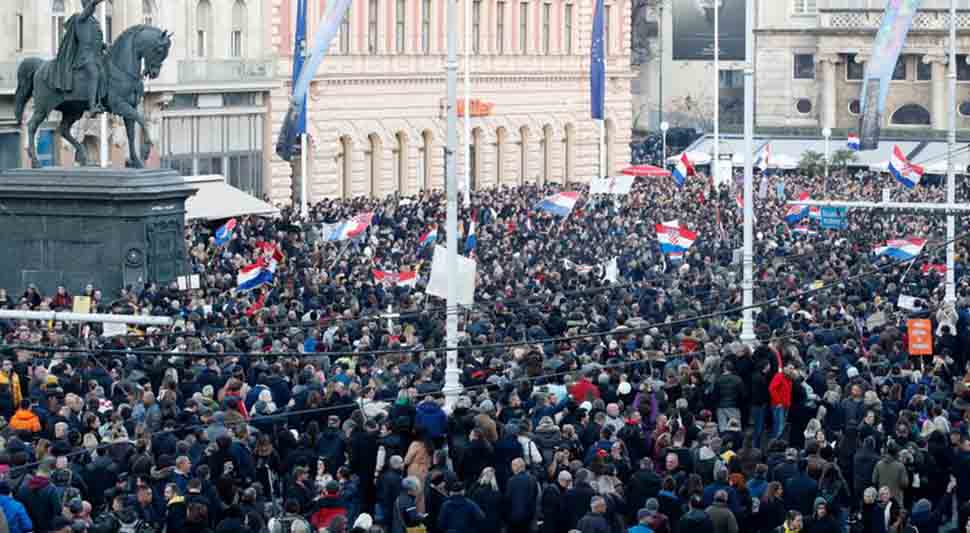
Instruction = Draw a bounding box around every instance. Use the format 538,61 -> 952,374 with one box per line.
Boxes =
570,379 -> 601,402
768,371 -> 792,409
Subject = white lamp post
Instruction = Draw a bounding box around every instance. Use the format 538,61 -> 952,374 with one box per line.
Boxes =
660,121 -> 669,166
822,127 -> 832,194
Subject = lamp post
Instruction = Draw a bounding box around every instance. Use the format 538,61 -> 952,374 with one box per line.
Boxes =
660,121 -> 669,166
822,127 -> 832,194
740,0 -> 755,346
946,0 -> 956,304
713,0 -> 720,186
443,0 -> 462,411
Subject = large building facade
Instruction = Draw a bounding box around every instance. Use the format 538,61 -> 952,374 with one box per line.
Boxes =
635,0 -> 970,134
269,0 -> 633,204
0,0 -> 634,206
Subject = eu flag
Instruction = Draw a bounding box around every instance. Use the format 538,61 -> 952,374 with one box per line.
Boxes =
590,0 -> 605,120
275,0 -> 308,161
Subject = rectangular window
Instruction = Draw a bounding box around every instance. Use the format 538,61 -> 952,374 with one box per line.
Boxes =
916,55 -> 932,81
845,54 -> 864,81
473,0 -> 481,54
719,70 -> 743,89
520,2 -> 528,53
604,5 -> 611,56
340,6 -> 351,54
368,0 -> 378,55
892,56 -> 907,80
959,55 -> 970,81
197,30 -> 207,57
793,53 -> 815,79
792,0 -> 817,14
396,0 -> 406,53
542,3 -> 550,54
422,0 -> 431,53
231,31 -> 242,57
564,4 -> 573,54
496,2 -> 505,54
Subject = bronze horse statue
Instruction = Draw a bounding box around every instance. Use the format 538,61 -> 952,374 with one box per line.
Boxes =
14,25 -> 172,169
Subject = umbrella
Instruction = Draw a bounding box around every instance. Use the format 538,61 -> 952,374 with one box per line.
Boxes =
621,165 -> 671,178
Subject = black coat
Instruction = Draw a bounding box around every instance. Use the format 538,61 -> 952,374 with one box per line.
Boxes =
470,484 -> 503,531
504,472 -> 538,524
564,483 -> 596,531
538,483 -> 566,533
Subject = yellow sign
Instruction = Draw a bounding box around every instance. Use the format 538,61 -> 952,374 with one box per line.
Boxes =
72,296 -> 91,314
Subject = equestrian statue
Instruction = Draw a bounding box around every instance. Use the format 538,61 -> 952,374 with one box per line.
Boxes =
14,0 -> 172,169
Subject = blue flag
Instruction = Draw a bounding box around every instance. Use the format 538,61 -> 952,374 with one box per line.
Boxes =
276,0 -> 308,161
590,0 -> 605,120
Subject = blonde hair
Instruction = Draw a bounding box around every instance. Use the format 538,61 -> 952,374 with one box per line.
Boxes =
478,467 -> 498,491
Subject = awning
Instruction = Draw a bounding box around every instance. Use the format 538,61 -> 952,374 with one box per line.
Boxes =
185,175 -> 280,221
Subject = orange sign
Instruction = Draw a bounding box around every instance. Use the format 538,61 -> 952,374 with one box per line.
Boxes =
457,98 -> 494,117
907,319 -> 933,356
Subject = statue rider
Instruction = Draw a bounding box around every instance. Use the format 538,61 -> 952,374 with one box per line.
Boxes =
47,0 -> 107,114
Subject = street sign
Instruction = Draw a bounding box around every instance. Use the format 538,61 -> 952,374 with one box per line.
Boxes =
820,206 -> 847,230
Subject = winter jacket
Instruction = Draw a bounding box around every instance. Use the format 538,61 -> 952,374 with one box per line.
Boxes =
577,512 -> 611,533
504,472 -> 538,524
16,476 -> 59,533
415,401 -> 448,439
437,495 -> 486,533
0,495 -> 30,533
707,503 -> 739,533
8,410 -> 40,434
768,373 -> 792,409
715,374 -> 745,409
871,457 -> 908,502
308,494 -> 347,531
679,509 -> 715,533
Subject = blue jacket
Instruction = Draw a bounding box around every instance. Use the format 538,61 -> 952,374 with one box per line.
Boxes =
437,495 -> 486,533
0,495 -> 32,533
629,525 -> 655,533
415,401 -> 447,439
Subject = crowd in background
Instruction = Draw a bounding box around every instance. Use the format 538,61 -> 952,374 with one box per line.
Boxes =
0,168 -> 966,533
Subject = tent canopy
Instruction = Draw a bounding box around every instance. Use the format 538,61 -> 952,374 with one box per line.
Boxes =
667,151 -> 711,166
621,164 -> 671,177
185,175 -> 280,221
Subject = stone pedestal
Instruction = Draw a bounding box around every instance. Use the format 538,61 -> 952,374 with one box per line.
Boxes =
0,168 -> 198,296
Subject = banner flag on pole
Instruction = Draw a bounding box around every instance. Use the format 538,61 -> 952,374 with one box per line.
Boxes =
590,0 -> 606,120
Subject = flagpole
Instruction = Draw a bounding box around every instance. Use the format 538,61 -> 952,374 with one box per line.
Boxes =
99,3 -> 109,168
444,0 -> 463,411
712,0 -> 719,187
462,0 -> 472,207
740,0 -> 755,345
300,20 -> 309,219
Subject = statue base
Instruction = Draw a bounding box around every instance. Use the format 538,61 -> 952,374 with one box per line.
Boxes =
0,167 -> 198,297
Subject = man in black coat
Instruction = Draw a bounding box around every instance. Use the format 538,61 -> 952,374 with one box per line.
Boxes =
784,461 -> 819,517
349,420 -> 380,513
540,470 -> 571,533
678,495 -> 715,533
503,459 -> 538,533
627,458 -> 662,523
377,455 -> 404,527
564,469 -> 597,532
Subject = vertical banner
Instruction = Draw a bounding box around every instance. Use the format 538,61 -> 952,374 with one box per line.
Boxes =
590,0 -> 606,120
907,318 -> 933,356
858,0 -> 923,150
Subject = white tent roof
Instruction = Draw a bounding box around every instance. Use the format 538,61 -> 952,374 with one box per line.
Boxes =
667,151 -> 711,165
687,135 -> 970,171
184,175 -> 280,221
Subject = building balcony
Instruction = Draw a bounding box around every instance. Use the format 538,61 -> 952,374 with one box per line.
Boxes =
176,59 -> 278,86
819,9 -> 970,31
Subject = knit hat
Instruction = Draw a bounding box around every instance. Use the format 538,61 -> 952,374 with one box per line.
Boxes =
645,498 -> 659,513
814,497 -> 827,509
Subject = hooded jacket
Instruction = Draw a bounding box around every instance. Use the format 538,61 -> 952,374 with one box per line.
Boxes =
8,409 -> 40,434
16,476 -> 59,533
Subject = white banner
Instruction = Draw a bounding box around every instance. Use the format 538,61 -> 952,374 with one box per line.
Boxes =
427,245 -> 477,306
590,175 -> 636,195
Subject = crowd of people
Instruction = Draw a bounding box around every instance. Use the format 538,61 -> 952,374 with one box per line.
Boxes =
0,167 -> 967,533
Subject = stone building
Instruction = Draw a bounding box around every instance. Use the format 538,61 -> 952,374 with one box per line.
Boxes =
269,0 -> 634,204
634,0 -> 970,134
0,0 -> 634,206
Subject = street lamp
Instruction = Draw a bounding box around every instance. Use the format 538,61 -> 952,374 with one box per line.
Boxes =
822,127 -> 832,194
660,121 -> 669,166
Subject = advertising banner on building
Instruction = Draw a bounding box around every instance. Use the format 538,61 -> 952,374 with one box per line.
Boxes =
671,0 -> 746,61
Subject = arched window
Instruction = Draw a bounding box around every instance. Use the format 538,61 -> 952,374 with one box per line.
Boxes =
196,0 -> 212,57
891,104 -> 931,126
542,124 -> 553,184
394,132 -> 408,194
421,130 -> 433,189
367,134 -> 382,198
470,128 -> 482,190
143,0 -> 157,26
519,126 -> 530,183
339,136 -> 353,198
563,124 -> 575,184
52,0 -> 67,52
231,0 -> 246,57
495,127 -> 507,184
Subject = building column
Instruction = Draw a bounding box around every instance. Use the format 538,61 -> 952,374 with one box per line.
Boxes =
926,54 -> 948,130
818,54 -> 839,131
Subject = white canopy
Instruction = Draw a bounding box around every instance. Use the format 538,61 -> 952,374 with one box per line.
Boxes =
184,175 -> 280,221
667,150 -> 712,166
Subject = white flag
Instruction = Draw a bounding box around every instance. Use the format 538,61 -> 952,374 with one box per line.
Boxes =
603,257 -> 619,283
